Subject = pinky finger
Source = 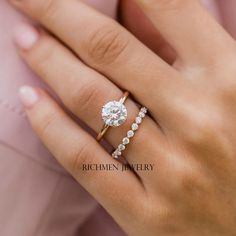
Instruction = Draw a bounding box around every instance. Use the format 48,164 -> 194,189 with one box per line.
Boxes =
18,86 -> 145,224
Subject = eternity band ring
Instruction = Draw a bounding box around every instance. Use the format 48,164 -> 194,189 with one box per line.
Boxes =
96,91 -> 130,142
112,107 -> 148,159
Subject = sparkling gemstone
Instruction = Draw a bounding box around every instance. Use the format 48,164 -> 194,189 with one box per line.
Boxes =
132,123 -> 139,131
136,117 -> 142,124
139,111 -> 145,118
112,153 -> 118,159
123,137 -> 130,145
116,150 -> 122,156
102,101 -> 127,127
141,107 -> 147,114
118,144 -> 126,151
113,150 -> 121,157
127,130 -> 134,138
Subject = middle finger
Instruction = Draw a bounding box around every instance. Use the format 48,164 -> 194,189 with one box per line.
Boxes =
9,0 -> 184,124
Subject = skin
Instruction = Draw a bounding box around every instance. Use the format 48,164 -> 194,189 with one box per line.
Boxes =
119,0 -> 221,63
119,0 -> 236,62
8,0 -> 236,235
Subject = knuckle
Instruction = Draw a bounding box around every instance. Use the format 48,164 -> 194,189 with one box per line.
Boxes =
185,114 -> 221,148
70,142 -> 93,173
35,0 -> 60,21
184,111 -> 233,158
70,81 -> 101,113
87,24 -> 129,65
31,39 -> 56,71
37,109 -> 58,139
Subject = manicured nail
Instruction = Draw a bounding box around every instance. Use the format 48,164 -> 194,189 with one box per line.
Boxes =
14,23 -> 39,50
19,86 -> 40,109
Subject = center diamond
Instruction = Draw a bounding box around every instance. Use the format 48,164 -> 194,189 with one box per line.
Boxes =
102,101 -> 127,127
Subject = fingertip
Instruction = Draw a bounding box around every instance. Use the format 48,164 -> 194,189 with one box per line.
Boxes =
19,85 -> 40,109
14,23 -> 39,51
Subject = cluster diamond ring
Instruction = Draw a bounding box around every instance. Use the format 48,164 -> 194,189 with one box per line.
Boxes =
96,91 -> 129,141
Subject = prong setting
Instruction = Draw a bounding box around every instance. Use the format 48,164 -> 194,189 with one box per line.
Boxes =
102,101 -> 128,127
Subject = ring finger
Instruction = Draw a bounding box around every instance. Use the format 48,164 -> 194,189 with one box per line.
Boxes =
14,24 -> 165,172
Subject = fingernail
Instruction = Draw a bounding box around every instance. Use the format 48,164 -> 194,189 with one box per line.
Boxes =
14,23 -> 39,50
19,86 -> 40,109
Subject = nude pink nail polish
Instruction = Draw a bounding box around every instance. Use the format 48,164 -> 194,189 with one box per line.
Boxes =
14,23 -> 39,50
19,86 -> 40,108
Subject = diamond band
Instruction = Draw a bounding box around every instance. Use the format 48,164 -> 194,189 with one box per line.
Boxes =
112,107 -> 148,159
97,91 -> 129,141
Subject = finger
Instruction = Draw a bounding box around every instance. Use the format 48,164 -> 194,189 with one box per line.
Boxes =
9,0 -> 183,124
119,0 -> 222,64
18,86 -> 145,224
134,0 -> 234,66
119,0 -> 176,64
14,23 -> 164,173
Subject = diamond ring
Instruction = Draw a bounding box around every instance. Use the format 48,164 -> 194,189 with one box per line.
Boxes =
112,107 -> 148,159
96,91 -> 129,141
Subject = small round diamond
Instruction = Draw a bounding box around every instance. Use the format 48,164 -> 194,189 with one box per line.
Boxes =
112,153 -> 119,159
139,111 -> 145,118
141,107 -> 147,113
123,137 -> 130,145
136,117 -> 142,124
112,153 -> 118,159
112,149 -> 122,158
118,144 -> 126,151
127,130 -> 134,138
102,101 -> 127,127
132,123 -> 139,131
116,150 -> 122,156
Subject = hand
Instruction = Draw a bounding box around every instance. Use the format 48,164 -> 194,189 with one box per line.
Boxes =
10,0 -> 236,235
